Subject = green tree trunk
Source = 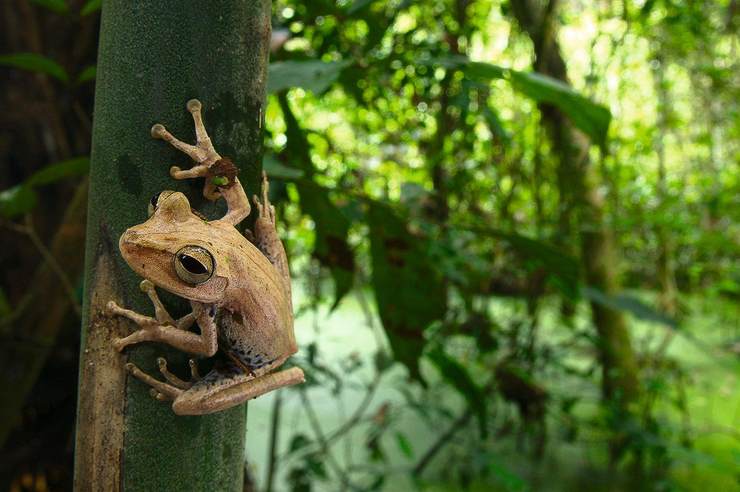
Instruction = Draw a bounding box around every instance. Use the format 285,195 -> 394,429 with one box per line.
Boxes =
74,2 -> 271,490
509,0 -> 640,452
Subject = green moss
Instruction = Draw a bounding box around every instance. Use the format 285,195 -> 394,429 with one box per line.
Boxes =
76,1 -> 271,490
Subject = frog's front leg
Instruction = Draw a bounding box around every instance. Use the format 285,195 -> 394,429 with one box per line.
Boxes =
151,99 -> 251,225
107,291 -> 217,356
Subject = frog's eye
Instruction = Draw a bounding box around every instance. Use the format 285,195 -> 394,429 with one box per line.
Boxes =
174,246 -> 214,284
148,190 -> 176,217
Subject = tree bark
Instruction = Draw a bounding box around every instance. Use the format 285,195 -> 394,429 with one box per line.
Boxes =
74,2 -> 271,490
509,0 -> 640,430
652,52 -> 679,316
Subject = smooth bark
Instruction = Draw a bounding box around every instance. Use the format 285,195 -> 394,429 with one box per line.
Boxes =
74,2 -> 271,490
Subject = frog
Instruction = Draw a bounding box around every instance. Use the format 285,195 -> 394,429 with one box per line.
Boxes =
106,98 -> 304,415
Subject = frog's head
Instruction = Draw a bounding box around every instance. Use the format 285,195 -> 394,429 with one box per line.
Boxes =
118,190 -> 229,303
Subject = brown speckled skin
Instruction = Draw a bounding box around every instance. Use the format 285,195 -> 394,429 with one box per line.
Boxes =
107,99 -> 303,415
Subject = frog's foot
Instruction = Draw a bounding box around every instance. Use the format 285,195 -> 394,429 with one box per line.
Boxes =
152,99 -> 220,172
252,171 -> 276,225
126,362 -> 183,400
106,301 -> 159,330
139,280 -> 175,325
156,357 -> 201,390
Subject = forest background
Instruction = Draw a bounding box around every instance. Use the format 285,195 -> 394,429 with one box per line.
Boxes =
0,0 -> 738,491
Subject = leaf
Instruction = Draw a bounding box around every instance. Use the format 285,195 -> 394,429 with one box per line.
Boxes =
0,53 -> 69,83
263,153 -> 305,180
427,347 -> 488,437
300,181 -> 355,308
433,56 -> 611,146
278,94 -> 354,308
394,431 -> 414,458
582,287 -> 679,329
367,201 -> 446,383
268,60 -> 349,94
31,0 -> 69,14
0,185 -> 38,218
509,71 -> 612,146
80,0 -> 101,16
346,0 -> 375,15
288,434 -> 312,454
27,157 -> 90,186
76,65 -> 96,83
466,226 -> 580,299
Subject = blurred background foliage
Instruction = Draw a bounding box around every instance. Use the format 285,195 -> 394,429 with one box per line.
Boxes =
0,0 -> 738,491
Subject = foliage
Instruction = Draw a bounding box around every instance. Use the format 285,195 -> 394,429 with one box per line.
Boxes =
0,0 -> 737,490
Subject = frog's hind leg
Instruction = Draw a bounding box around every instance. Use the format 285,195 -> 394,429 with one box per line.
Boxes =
171,361 -> 305,416
126,362 -> 183,401
251,172 -> 291,297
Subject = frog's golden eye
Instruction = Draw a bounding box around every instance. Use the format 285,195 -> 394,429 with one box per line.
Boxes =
148,190 -> 176,217
174,246 -> 214,284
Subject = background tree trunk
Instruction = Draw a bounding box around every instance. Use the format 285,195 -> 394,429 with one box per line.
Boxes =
74,2 -> 271,490
652,52 -> 679,317
509,0 -> 640,443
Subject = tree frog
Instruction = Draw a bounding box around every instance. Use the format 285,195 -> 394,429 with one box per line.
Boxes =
106,99 -> 304,415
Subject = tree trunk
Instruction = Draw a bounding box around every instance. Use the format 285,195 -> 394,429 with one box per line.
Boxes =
74,2 -> 271,490
652,52 -> 679,317
509,0 -> 640,439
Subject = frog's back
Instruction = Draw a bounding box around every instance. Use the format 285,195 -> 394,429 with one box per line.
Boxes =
216,228 -> 296,371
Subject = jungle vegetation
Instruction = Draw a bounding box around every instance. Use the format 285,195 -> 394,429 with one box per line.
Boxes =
0,0 -> 738,491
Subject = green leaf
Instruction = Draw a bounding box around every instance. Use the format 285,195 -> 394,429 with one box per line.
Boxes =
263,153 -> 305,180
76,65 -> 96,83
427,347 -> 488,437
31,0 -> 69,14
346,0 -> 375,15
0,53 -> 69,83
394,432 -> 414,458
268,60 -> 349,94
509,71 -> 612,146
288,434 -> 312,454
367,201 -> 446,383
582,287 -> 679,329
466,226 -> 580,299
27,157 -> 90,186
278,94 -> 354,308
80,0 -> 101,16
0,185 -> 38,218
433,56 -> 611,146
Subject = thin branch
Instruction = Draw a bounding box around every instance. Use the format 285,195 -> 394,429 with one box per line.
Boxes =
299,388 -> 362,491
265,390 -> 283,492
412,407 -> 474,477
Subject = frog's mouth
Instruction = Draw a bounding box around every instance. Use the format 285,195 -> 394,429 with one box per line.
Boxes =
119,229 -> 228,303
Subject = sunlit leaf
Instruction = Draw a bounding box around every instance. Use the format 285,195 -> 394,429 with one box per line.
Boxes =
0,53 -> 69,83
268,60 -> 350,94
0,185 -> 38,218
278,94 -> 355,308
509,71 -> 612,146
31,0 -> 69,14
80,0 -> 101,16
27,157 -> 90,186
433,56 -> 612,146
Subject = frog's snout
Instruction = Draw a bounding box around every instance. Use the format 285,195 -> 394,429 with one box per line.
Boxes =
119,228 -> 145,262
